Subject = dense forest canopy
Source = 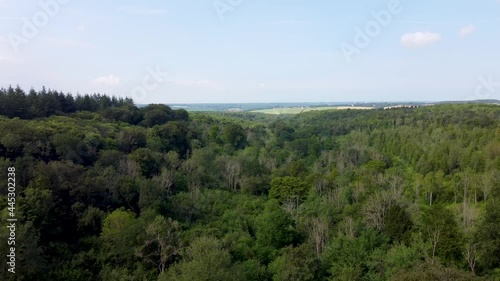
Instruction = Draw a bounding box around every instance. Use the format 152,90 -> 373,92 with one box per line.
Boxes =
0,88 -> 499,280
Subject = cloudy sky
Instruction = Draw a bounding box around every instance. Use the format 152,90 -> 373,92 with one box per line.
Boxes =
0,0 -> 499,103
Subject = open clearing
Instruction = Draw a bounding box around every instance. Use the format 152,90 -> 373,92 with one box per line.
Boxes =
250,106 -> 375,115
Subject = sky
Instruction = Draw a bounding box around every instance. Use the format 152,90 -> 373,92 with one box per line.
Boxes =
0,0 -> 499,103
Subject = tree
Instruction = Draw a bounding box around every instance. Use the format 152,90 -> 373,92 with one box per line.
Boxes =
19,177 -> 53,227
255,200 -> 297,262
269,244 -> 319,281
222,123 -> 247,149
174,109 -> 189,121
383,205 -> 413,244
141,105 -> 175,127
271,120 -> 295,144
136,216 -> 182,273
218,155 -> 243,191
143,109 -> 169,127
153,167 -> 176,195
148,121 -> 190,156
362,190 -> 397,231
116,127 -> 147,153
3,86 -> 28,118
476,201 -> 500,275
305,216 -> 330,256
100,209 -> 139,264
269,176 -> 309,203
128,148 -> 163,178
422,205 -> 463,265
160,237 -> 234,281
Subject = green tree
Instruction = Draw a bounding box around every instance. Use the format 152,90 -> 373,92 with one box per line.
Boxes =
100,209 -> 139,265
222,123 -> 247,149
116,127 -> 147,153
160,236 -> 235,281
268,244 -> 320,281
422,205 -> 463,265
128,148 -> 163,178
136,215 -> 182,273
476,201 -> 500,275
269,176 -> 309,203
255,200 -> 297,262
19,176 -> 53,226
383,205 -> 413,244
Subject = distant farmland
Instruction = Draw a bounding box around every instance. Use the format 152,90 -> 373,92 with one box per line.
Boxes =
251,106 -> 375,115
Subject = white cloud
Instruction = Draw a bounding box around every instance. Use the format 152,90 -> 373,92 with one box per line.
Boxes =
401,32 -> 442,48
118,6 -> 167,15
92,75 -> 120,86
459,25 -> 475,37
77,25 -> 85,32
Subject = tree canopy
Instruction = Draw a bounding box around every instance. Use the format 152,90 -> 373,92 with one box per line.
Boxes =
0,92 -> 499,280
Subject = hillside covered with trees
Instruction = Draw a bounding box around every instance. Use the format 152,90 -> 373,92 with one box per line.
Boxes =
0,88 -> 499,280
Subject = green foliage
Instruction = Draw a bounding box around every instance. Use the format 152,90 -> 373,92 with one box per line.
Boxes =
20,177 -> 53,224
268,244 -> 320,281
222,123 -> 247,149
422,204 -> 464,265
1,102 -> 499,280
383,242 -> 423,279
325,229 -> 387,281
390,262 -> 485,281
255,200 -> 297,261
476,201 -> 500,274
116,127 -> 147,152
100,209 -> 140,264
148,121 -> 190,156
364,160 -> 387,173
141,104 -> 176,128
160,237 -> 235,281
269,176 -> 310,203
383,205 -> 413,244
129,148 -> 163,178
136,215 -> 182,273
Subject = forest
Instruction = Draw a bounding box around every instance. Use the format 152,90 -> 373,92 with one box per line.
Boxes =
0,87 -> 499,281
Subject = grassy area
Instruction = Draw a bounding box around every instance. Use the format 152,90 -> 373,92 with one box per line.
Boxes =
250,106 -> 374,115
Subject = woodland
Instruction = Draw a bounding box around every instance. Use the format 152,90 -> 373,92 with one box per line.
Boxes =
0,86 -> 499,280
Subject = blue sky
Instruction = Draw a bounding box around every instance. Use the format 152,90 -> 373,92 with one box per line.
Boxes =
0,0 -> 499,103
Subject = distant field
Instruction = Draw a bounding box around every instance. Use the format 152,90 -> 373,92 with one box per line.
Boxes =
250,106 -> 375,115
